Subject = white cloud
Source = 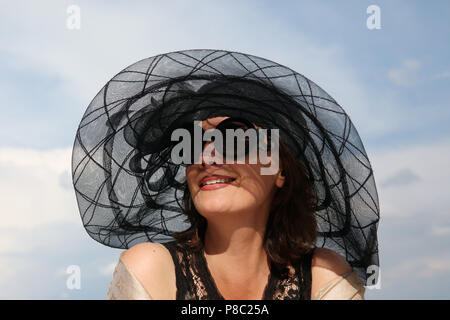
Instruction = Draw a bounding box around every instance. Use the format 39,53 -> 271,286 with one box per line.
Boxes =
388,59 -> 422,87
421,259 -> 450,277
98,262 -> 117,277
0,147 -> 78,231
364,138 -> 450,297
0,256 -> 29,290
370,137 -> 450,218
386,256 -> 450,282
0,145 -> 80,295
430,226 -> 450,237
0,144 -> 123,298
380,168 -> 421,188
0,219 -> 120,299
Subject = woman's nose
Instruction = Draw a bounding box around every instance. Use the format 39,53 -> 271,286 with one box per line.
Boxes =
201,141 -> 219,166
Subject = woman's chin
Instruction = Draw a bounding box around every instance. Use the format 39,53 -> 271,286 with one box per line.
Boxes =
195,194 -> 246,216
195,197 -> 233,214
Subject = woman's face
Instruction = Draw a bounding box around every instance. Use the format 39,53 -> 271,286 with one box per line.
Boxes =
185,117 -> 285,219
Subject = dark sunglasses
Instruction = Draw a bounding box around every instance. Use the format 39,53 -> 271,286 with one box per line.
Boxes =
173,117 -> 272,164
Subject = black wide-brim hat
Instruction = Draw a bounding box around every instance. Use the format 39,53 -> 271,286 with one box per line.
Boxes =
72,49 -> 380,284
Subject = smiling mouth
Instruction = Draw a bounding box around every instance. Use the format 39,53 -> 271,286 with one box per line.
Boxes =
199,178 -> 235,188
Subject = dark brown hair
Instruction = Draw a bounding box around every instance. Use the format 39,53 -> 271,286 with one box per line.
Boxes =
172,141 -> 318,274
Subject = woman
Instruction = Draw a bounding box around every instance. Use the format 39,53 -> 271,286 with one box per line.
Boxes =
72,49 -> 379,300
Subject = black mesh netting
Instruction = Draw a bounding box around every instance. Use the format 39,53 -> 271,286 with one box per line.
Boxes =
72,49 -> 379,284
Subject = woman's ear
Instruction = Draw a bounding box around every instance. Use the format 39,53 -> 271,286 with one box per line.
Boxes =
275,168 -> 285,188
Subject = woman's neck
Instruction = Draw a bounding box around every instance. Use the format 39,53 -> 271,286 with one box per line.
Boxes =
203,214 -> 271,284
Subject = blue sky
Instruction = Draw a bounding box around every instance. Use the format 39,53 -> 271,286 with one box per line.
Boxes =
1,0 -> 450,299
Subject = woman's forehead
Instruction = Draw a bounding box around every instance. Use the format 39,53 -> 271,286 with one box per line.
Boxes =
201,117 -> 229,130
200,117 -> 259,130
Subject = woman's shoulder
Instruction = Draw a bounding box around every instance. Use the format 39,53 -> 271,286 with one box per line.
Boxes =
119,242 -> 176,299
310,247 -> 354,298
121,242 -> 172,263
311,247 -> 352,273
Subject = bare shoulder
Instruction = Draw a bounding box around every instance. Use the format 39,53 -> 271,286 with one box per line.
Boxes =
120,242 -> 176,299
310,247 -> 353,298
120,242 -> 172,268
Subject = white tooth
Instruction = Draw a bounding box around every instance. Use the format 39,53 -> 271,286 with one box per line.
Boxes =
202,178 -> 233,186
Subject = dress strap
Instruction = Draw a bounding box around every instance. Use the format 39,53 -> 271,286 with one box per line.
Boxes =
160,241 -> 192,299
300,247 -> 315,300
267,248 -> 315,300
161,241 -> 220,300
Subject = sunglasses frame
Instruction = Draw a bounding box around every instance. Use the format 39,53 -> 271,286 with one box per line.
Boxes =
174,117 -> 273,164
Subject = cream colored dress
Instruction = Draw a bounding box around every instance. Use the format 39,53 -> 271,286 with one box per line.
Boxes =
106,257 -> 365,300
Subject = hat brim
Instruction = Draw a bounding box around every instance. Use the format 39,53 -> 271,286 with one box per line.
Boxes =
72,49 -> 379,283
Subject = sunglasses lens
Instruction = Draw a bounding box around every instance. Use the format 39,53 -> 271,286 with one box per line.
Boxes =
216,119 -> 256,160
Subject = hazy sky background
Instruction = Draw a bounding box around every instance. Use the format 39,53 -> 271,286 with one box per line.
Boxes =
1,0 -> 450,299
